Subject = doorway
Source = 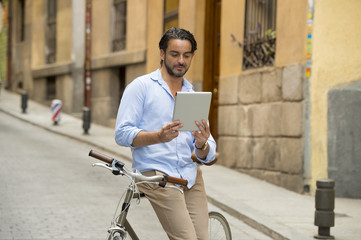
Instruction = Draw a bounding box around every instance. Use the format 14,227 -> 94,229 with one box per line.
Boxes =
203,0 -> 221,141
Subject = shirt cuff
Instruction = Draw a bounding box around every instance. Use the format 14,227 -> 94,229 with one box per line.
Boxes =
194,140 -> 216,163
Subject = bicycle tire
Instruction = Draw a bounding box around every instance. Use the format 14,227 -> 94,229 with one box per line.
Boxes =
209,211 -> 232,240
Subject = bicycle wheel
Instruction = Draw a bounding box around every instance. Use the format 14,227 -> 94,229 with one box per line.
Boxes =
209,211 -> 232,240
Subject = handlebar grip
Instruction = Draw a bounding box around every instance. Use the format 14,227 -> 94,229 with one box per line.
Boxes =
89,150 -> 113,164
166,176 -> 188,186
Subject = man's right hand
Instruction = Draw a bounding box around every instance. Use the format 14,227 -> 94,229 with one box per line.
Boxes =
131,121 -> 184,147
158,120 -> 184,143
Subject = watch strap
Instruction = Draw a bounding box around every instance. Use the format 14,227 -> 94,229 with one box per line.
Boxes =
195,141 -> 208,151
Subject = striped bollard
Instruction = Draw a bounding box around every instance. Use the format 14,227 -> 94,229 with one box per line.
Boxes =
51,99 -> 62,125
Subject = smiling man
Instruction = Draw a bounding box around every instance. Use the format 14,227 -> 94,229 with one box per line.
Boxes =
115,28 -> 216,240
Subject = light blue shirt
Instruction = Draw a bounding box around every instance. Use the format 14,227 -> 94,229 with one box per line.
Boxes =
115,69 -> 216,188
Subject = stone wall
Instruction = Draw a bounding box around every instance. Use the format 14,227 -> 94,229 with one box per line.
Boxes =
218,64 -> 305,193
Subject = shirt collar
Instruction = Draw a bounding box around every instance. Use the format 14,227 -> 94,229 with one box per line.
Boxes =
150,69 -> 194,92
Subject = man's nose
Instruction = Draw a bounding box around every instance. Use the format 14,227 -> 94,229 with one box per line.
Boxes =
178,55 -> 185,64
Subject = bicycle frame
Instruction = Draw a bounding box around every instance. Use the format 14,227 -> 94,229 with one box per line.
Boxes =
89,150 -> 231,240
107,182 -> 141,240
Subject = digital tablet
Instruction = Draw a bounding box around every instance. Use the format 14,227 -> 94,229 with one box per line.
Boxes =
172,92 -> 212,131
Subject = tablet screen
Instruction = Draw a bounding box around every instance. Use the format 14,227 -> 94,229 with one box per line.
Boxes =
172,92 -> 212,131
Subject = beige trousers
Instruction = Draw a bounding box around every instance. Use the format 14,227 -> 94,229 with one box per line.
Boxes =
137,167 -> 209,240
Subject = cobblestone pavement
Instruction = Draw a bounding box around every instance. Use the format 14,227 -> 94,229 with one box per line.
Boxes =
0,111 -> 272,240
0,111 -> 166,240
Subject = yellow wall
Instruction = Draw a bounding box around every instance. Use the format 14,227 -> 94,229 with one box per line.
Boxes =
127,0 -> 147,51
146,0 -> 164,73
219,0 -> 308,76
31,0 -> 45,67
275,0 -> 308,67
57,0 -> 72,63
309,0 -> 361,192
145,0 -> 205,84
92,0 -> 110,57
220,0 -> 244,76
179,0 -> 205,83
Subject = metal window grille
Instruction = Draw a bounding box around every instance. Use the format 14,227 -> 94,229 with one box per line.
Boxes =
243,0 -> 277,69
46,0 -> 56,64
113,0 -> 126,52
163,0 -> 179,31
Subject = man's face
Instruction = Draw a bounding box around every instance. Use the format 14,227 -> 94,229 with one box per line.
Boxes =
161,39 -> 194,78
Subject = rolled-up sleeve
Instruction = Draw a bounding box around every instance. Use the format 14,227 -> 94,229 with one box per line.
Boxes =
115,79 -> 145,148
194,135 -> 217,164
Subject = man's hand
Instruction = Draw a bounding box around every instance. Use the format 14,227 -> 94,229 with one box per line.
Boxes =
192,120 -> 210,150
158,120 -> 184,143
131,121 -> 183,147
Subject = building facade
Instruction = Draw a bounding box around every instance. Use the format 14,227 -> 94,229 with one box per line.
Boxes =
3,0 -> 361,197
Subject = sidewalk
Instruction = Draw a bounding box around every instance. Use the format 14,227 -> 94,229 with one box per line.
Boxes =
1,89 -> 360,240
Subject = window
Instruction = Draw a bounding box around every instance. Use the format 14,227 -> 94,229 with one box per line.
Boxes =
243,0 -> 277,69
163,0 -> 179,32
46,76 -> 56,100
46,0 -> 56,64
118,66 -> 126,102
113,0 -> 127,52
19,0 -> 25,41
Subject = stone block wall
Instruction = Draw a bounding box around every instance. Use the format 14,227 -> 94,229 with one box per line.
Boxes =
218,64 -> 305,193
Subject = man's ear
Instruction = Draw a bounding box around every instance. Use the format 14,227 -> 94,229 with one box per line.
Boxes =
160,49 -> 165,60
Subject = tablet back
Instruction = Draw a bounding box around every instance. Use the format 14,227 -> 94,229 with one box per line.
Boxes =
172,92 -> 212,131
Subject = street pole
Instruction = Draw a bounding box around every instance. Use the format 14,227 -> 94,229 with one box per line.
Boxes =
83,0 -> 92,134
6,0 -> 12,89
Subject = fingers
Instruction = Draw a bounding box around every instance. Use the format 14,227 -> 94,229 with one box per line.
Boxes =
194,120 -> 210,136
159,121 -> 184,142
164,120 -> 184,133
193,120 -> 210,147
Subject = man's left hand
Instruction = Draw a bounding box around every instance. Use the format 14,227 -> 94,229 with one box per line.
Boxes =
192,120 -> 210,149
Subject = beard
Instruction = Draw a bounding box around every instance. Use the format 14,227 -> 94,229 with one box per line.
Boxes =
164,58 -> 190,78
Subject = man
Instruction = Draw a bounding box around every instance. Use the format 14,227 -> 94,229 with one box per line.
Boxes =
115,27 -> 216,240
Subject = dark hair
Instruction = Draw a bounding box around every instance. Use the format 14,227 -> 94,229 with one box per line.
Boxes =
159,27 -> 197,66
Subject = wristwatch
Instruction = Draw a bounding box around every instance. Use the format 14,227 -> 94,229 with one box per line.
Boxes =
195,141 -> 208,151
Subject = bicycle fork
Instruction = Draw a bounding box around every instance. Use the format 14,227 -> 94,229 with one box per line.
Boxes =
107,186 -> 139,240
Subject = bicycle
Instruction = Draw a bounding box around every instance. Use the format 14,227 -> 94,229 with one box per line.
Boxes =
88,150 -> 232,240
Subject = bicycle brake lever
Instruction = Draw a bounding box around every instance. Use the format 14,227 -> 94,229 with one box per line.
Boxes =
92,163 -> 113,170
93,162 -> 124,175
92,163 -> 124,175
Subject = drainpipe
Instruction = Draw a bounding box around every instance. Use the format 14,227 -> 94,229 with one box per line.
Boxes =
304,0 -> 314,192
6,0 -> 12,89
83,0 -> 92,134
84,0 -> 92,109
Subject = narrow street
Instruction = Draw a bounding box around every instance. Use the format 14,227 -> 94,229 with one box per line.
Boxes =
0,111 -> 272,240
0,111 -> 167,239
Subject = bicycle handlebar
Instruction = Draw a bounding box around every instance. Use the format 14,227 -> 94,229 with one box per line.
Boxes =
88,150 -> 188,186
89,150 -> 113,164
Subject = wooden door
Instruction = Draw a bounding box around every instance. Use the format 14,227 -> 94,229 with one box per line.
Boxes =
203,0 -> 221,141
